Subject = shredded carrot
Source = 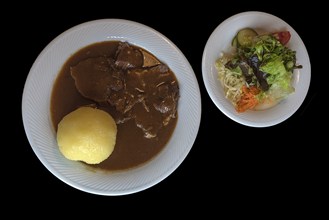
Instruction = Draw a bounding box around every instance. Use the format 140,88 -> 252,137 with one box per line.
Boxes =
236,85 -> 260,113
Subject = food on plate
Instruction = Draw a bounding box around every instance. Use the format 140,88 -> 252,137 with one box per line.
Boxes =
51,41 -> 179,170
57,107 -> 117,164
215,28 -> 302,112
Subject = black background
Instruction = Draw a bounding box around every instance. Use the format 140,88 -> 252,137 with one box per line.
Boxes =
11,2 -> 323,210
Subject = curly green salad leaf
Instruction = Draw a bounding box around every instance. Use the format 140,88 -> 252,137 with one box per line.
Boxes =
260,56 -> 295,100
215,29 -> 302,112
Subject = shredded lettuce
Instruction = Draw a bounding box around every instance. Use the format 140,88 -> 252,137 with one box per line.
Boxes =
238,34 -> 296,101
240,35 -> 298,72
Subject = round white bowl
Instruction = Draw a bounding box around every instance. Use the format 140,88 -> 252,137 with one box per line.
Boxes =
22,19 -> 201,195
202,11 -> 311,127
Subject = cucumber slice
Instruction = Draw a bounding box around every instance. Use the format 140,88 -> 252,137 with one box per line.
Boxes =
231,36 -> 238,47
237,28 -> 257,47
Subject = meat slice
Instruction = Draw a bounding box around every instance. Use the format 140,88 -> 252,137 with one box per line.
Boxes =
71,57 -> 111,102
153,80 -> 179,126
124,64 -> 179,138
71,43 -> 179,139
71,57 -> 125,102
115,42 -> 143,69
141,50 -> 161,67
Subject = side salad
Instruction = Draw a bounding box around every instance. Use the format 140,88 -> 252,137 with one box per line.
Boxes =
215,28 -> 302,113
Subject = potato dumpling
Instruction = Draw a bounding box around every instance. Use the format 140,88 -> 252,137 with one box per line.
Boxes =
57,107 -> 117,164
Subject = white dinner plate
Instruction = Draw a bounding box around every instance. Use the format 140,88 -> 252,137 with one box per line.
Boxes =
202,11 -> 311,127
22,19 -> 201,195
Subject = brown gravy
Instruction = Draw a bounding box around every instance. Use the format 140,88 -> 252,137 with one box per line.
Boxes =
51,41 -> 179,171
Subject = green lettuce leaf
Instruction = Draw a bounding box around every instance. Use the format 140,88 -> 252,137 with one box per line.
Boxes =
260,56 -> 286,77
260,57 -> 294,100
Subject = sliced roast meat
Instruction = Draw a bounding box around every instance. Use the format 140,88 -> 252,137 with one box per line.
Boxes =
133,98 -> 163,139
141,50 -> 161,67
115,42 -> 143,69
71,57 -> 126,102
124,64 -> 179,138
153,82 -> 179,114
71,57 -> 112,102
153,64 -> 169,74
71,42 -> 179,139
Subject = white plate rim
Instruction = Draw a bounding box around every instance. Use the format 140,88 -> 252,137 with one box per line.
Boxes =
22,19 -> 202,195
202,11 -> 311,127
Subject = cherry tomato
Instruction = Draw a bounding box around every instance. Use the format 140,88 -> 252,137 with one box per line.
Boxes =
273,31 -> 291,45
